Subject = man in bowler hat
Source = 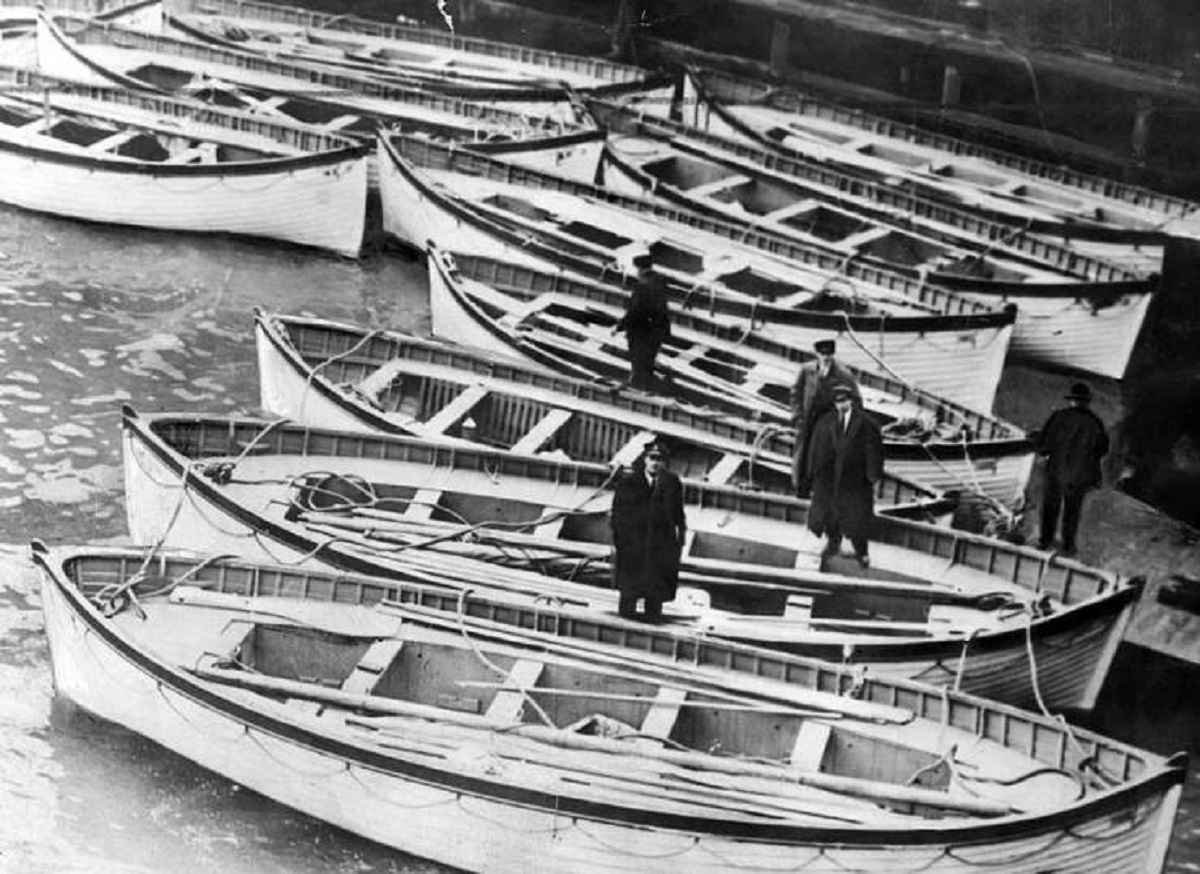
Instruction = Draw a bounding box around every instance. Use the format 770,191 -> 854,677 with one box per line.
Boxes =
1036,382 -> 1109,556
790,338 -> 860,498
806,383 -> 884,567
610,437 -> 687,622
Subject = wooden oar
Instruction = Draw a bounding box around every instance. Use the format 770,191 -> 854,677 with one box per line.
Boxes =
347,706 -> 909,823
305,509 -> 1023,611
379,600 -> 916,724
453,681 -> 844,716
358,720 -> 900,825
190,663 -> 1009,816
364,732 -> 878,825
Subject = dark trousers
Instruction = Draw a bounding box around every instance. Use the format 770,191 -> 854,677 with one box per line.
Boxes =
1040,476 -> 1089,552
628,338 -> 660,390
619,591 -> 662,622
825,526 -> 869,558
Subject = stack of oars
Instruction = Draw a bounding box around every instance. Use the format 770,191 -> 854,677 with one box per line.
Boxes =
190,654 -> 1012,821
299,506 -> 1027,622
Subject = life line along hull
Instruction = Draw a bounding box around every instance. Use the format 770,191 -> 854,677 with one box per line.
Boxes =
0,132 -> 367,256
40,545 -> 1183,873
253,311 -> 951,520
120,409 -> 1126,712
376,134 -> 1013,412
425,249 -> 1033,507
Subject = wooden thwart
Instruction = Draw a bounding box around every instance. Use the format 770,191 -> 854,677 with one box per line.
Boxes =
791,720 -> 833,773
403,488 -> 443,521
341,639 -> 404,696
356,358 -> 408,399
422,384 -> 488,435
484,658 -> 545,723
190,664 -> 1010,816
634,685 -> 686,751
511,408 -> 573,454
705,452 -> 743,486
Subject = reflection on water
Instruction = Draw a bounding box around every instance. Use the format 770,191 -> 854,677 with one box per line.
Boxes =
0,205 -> 1195,871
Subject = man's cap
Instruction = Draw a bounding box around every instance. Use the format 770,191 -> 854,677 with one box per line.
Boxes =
831,384 -> 855,401
643,436 -> 669,457
1065,382 -> 1092,403
814,339 -> 836,355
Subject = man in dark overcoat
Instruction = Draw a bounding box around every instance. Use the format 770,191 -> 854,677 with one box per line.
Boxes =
806,384 -> 883,567
790,338 -> 860,498
614,251 -> 672,392
1036,382 -> 1109,556
610,438 -> 687,622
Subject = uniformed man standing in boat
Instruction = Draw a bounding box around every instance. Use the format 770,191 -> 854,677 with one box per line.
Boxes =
610,437 -> 687,623
790,338 -> 860,498
613,251 -> 672,392
807,384 -> 884,568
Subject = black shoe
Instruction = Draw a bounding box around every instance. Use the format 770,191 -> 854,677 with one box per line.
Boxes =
1036,540 -> 1052,551
1061,545 -> 1077,558
855,554 -> 870,568
822,543 -> 841,557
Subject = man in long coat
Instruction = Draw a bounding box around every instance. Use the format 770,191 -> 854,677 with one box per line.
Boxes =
1036,382 -> 1109,556
790,338 -> 861,497
614,252 -> 672,392
610,438 -> 687,622
806,384 -> 883,567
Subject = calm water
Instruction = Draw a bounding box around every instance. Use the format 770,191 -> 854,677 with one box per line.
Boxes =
0,205 -> 1196,871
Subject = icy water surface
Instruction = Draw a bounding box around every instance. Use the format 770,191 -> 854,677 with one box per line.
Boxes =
0,206 -> 1196,871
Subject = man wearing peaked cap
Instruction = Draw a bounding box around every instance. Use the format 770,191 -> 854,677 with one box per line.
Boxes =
610,436 -> 687,623
790,338 -> 860,498
806,382 -> 883,568
613,251 -> 671,393
1035,381 -> 1109,557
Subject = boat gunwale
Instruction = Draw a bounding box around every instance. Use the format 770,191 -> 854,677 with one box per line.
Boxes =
590,95 -> 1169,271
593,119 -> 1157,299
598,141 -> 1156,302
35,541 -> 1187,849
428,245 -> 1031,449
377,132 -> 1018,335
0,91 -> 370,176
166,8 -> 678,104
59,17 -> 636,126
168,0 -> 656,86
0,62 -> 365,152
123,406 -> 1111,616
255,310 -> 951,515
687,66 -> 1199,226
391,132 -> 1025,318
